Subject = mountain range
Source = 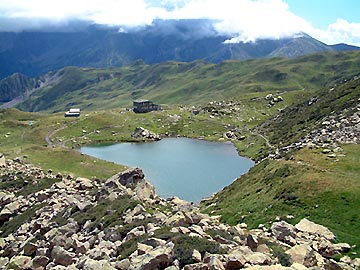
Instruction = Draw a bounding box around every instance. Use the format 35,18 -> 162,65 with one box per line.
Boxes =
1,19 -> 359,80
0,50 -> 359,112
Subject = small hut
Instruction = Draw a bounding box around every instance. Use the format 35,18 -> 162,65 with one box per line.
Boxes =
65,108 -> 80,117
133,100 -> 160,113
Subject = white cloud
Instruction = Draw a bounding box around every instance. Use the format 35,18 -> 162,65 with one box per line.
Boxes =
309,19 -> 360,46
0,0 -> 359,45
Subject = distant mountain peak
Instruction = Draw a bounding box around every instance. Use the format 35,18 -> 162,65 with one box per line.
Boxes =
0,21 -> 359,79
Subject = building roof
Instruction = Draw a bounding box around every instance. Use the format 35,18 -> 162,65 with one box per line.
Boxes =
134,99 -> 151,103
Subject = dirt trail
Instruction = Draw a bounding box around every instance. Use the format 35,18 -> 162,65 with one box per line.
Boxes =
45,126 -> 67,147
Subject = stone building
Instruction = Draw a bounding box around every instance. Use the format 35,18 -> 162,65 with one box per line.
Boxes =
133,100 -> 160,113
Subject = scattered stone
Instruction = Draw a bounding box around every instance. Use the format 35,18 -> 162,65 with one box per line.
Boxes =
0,156 -> 357,270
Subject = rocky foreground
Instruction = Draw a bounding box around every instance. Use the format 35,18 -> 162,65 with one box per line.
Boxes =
0,155 -> 359,270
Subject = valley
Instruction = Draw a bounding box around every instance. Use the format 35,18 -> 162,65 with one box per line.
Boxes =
0,50 -> 360,269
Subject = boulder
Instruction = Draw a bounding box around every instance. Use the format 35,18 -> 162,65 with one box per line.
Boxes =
243,265 -> 291,270
7,256 -> 32,270
165,211 -> 188,227
32,255 -> 50,269
23,242 -> 38,256
290,263 -> 308,270
318,242 -> 351,258
324,259 -> 343,270
208,256 -> 225,270
192,249 -> 202,263
115,259 -> 131,270
51,246 -> 75,266
165,266 -> 180,270
116,168 -> 144,187
285,244 -> 318,267
245,252 -> 272,266
0,208 -> 12,223
143,238 -> 167,248
73,239 -> 90,254
295,218 -> 335,240
132,127 -> 161,141
0,257 -> 9,268
0,237 -> 5,249
75,177 -> 93,190
134,179 -> 156,200
246,234 -> 259,251
183,263 -> 209,270
0,153 -> 5,166
81,258 -> 116,270
226,253 -> 246,270
137,243 -> 153,255
271,221 -> 296,242
130,242 -> 174,270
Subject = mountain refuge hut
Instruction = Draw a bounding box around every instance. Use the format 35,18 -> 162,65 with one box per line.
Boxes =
65,108 -> 81,117
133,100 -> 161,113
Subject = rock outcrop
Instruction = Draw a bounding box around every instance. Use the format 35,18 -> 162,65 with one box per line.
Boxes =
0,155 -> 358,270
132,127 -> 161,141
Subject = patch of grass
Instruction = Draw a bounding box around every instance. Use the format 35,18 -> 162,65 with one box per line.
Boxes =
0,203 -> 46,237
266,241 -> 292,267
17,177 -> 60,196
172,234 -> 226,268
206,229 -> 234,242
117,234 -> 149,259
71,196 -> 140,230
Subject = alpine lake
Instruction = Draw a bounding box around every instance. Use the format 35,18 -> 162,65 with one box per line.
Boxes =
81,137 -> 254,203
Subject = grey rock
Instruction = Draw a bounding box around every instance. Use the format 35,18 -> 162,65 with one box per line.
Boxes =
183,263 -> 209,270
0,153 -> 5,166
130,242 -> 174,270
271,221 -> 296,243
23,242 -> 38,256
226,253 -> 246,270
51,246 -> 74,267
208,256 -> 225,270
295,218 -> 335,241
285,244 -> 318,268
246,234 -> 259,251
32,255 -> 50,269
115,259 -> 131,270
7,256 -> 32,270
192,249 -> 202,263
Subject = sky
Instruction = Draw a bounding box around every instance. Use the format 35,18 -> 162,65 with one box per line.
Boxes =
0,0 -> 359,46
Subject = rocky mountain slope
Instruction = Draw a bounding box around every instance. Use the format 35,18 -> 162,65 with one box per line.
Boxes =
1,155 -> 359,270
0,20 -> 359,79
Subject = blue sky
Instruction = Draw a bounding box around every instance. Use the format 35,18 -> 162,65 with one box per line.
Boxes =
0,0 -> 359,45
285,0 -> 359,29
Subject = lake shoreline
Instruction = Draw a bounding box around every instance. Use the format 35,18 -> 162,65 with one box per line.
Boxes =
81,137 -> 254,202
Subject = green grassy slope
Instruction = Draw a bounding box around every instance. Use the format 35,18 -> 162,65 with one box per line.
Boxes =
16,51 -> 360,112
201,145 -> 360,255
201,77 -> 360,256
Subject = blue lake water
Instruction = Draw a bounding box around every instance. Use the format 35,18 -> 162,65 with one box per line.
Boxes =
81,138 -> 254,202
